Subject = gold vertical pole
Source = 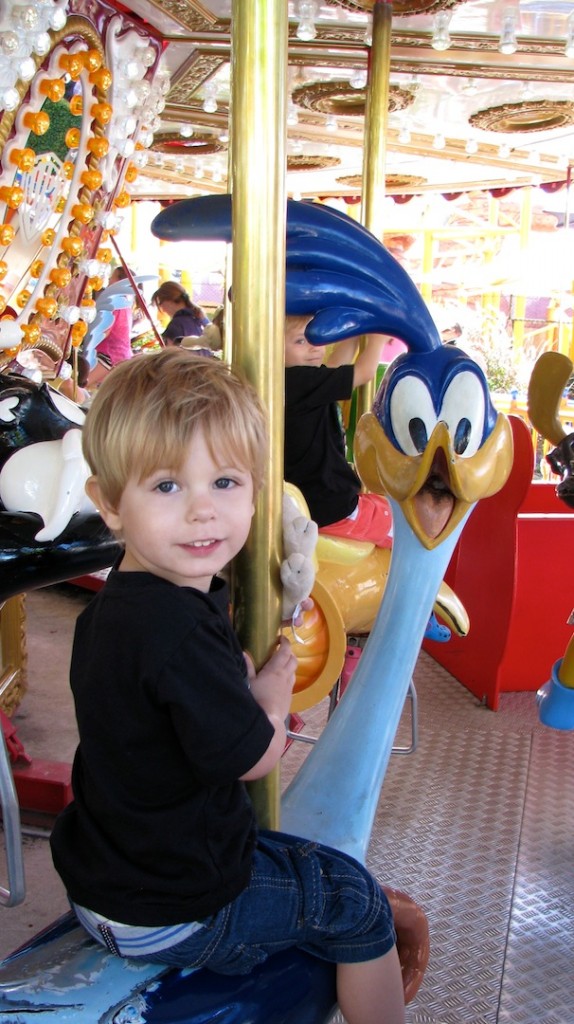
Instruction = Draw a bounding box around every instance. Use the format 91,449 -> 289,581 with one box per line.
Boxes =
0,596 -> 27,716
230,0 -> 288,829
357,0 -> 392,416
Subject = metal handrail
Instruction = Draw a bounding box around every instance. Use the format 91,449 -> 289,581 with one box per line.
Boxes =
0,723 -> 25,906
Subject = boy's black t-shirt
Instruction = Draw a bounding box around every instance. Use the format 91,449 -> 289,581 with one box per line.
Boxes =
50,571 -> 274,926
284,363 -> 361,527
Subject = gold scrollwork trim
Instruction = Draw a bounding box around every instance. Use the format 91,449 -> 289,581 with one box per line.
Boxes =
141,0 -> 222,32
151,131 -> 225,156
292,80 -> 414,117
469,99 -> 574,133
287,155 -> 341,172
337,173 -> 427,190
325,0 -> 466,14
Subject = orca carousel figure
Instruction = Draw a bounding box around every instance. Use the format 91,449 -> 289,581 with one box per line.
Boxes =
0,198 -> 514,1022
0,371 -> 120,602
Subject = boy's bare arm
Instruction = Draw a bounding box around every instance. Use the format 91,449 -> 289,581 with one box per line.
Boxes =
326,335 -> 387,385
326,337 -> 360,368
352,334 -> 387,387
239,637 -> 297,781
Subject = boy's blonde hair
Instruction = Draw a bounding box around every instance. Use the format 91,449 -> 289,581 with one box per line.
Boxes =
284,315 -> 312,343
83,349 -> 268,508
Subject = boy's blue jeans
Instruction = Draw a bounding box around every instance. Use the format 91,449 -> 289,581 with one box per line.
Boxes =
124,831 -> 396,974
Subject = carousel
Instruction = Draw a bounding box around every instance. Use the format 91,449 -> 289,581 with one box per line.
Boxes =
0,3 -> 573,1023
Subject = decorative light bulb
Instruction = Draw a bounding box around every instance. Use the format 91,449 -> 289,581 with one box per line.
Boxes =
59,304 -> 81,325
565,12 -> 574,58
17,56 -> 36,81
350,68 -> 368,90
49,6 -> 67,31
1,88 -> 20,111
31,32 -> 50,56
287,101 -> 299,126
296,1 -> 317,42
431,12 -> 451,51
0,31 -> 20,56
499,9 -> 518,55
137,45 -> 156,68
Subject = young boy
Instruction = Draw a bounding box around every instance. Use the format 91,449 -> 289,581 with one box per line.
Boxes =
284,316 -> 393,547
50,349 -> 405,1024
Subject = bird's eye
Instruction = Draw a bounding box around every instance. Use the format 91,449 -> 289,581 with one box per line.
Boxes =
389,376 -> 437,455
439,371 -> 485,457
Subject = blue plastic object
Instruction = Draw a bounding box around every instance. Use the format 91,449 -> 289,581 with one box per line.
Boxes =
537,659 -> 574,730
0,913 -> 337,1024
151,194 -> 442,353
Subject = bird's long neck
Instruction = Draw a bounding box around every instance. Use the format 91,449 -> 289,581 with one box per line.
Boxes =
281,498 -> 473,863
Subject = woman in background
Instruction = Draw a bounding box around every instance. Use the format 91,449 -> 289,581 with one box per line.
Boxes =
152,281 -> 209,344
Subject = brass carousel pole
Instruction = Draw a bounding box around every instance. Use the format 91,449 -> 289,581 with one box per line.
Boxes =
230,0 -> 288,829
357,0 -> 392,416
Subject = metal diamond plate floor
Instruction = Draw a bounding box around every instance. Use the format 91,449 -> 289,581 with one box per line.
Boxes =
282,651 -> 574,1024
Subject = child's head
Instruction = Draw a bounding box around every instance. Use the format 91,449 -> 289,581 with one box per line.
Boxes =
82,349 -> 268,510
284,315 -> 325,368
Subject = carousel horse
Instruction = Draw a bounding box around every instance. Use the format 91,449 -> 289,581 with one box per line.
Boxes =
0,199 -> 513,1021
527,351 -> 574,730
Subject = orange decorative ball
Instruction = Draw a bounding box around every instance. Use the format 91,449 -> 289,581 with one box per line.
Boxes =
40,78 -> 66,102
0,225 -> 15,246
89,67 -> 113,91
87,137 -> 109,159
69,95 -> 83,116
41,228 -> 56,247
21,322 -> 42,345
49,267 -> 72,288
23,111 -> 50,135
35,296 -> 58,318
81,169 -> 103,190
10,147 -> 36,171
90,102 -> 113,126
30,259 -> 45,278
59,53 -> 84,79
0,186 -> 24,209
113,190 -> 131,209
71,203 -> 94,225
84,50 -> 103,73
71,321 -> 88,346
65,128 -> 81,149
61,236 -> 84,258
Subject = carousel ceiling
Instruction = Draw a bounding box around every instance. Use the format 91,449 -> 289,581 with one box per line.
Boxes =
124,0 -> 574,202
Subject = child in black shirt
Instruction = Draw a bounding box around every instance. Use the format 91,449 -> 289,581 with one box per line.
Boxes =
50,348 -> 405,1024
284,315 -> 393,546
